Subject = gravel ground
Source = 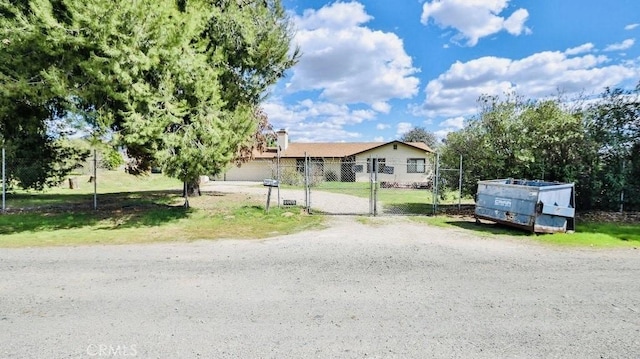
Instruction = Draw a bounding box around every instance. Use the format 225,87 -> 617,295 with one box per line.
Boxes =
202,181 -> 373,214
1,216 -> 639,358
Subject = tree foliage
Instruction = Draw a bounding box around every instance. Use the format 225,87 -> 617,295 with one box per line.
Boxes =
0,0 -> 298,203
400,126 -> 438,149
440,94 -> 591,207
441,84 -> 640,211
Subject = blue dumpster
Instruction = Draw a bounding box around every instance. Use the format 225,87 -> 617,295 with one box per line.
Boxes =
474,179 -> 576,233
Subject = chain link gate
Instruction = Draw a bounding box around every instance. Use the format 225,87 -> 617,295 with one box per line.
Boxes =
303,155 -> 375,215
304,156 -> 435,216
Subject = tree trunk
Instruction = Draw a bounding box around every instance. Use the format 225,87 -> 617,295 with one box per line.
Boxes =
182,180 -> 201,198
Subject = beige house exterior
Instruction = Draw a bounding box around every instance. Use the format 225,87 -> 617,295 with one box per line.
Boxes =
219,130 -> 434,184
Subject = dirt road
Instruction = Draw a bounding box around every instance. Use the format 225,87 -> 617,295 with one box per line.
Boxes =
1,216 -> 639,358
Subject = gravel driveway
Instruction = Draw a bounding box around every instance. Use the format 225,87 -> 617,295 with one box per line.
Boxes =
1,216 -> 639,358
202,181 -> 373,214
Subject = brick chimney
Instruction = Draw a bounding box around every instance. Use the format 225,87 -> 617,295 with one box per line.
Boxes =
276,129 -> 289,151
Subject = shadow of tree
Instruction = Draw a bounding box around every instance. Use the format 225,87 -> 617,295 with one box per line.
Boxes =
0,190 -> 190,235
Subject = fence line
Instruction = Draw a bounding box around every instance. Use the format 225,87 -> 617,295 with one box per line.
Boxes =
1,146 -> 465,216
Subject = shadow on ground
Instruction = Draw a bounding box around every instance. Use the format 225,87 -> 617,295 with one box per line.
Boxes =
0,190 -> 190,235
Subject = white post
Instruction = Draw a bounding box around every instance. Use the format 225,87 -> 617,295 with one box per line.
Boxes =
93,149 -> 97,210
434,152 -> 440,213
458,154 -> 463,210
277,145 -> 281,208
2,147 -> 5,212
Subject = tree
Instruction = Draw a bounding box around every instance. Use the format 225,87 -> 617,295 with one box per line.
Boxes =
583,83 -> 640,210
0,0 -> 90,189
0,0 -> 298,206
440,94 -> 591,201
400,126 -> 438,149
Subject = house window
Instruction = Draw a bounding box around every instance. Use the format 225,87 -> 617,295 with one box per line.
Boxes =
367,158 -> 386,173
296,159 -> 305,173
393,144 -> 398,150
407,158 -> 426,173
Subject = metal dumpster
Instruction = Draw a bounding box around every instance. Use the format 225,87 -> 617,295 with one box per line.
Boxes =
474,179 -> 576,233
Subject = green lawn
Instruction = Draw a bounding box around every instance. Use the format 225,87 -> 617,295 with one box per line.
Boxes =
0,172 -> 324,247
413,216 -> 640,248
4,170 -> 182,209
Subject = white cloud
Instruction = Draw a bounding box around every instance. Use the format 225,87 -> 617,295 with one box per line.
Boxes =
396,122 -> 413,137
625,23 -> 639,31
263,99 -> 375,142
604,38 -> 635,52
373,136 -> 385,142
376,123 -> 391,130
372,101 -> 391,114
418,50 -> 640,118
565,43 -> 595,56
289,2 -> 420,104
439,116 -> 465,129
421,0 -> 531,46
434,129 -> 453,140
435,117 -> 465,140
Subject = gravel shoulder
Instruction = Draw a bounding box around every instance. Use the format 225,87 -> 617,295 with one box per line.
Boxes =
1,216 -> 639,358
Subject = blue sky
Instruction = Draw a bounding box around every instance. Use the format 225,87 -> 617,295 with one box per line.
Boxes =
263,0 -> 640,143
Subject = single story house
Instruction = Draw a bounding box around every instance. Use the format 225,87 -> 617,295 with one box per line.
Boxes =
218,130 -> 435,184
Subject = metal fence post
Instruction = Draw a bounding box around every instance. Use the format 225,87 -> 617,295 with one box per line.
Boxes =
93,149 -> 97,210
373,157 -> 378,216
2,147 -> 5,212
369,155 -> 373,215
458,154 -> 463,210
434,152 -> 440,213
304,152 -> 309,213
276,145 -> 281,208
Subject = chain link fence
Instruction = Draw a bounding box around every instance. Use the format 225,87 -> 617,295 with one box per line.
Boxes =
2,147 -> 465,216
230,153 -> 463,216
0,148 -> 172,213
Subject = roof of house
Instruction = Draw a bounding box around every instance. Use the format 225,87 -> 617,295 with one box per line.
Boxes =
254,140 -> 434,159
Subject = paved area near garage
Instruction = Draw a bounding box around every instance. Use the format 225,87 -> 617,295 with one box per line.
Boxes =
1,216 -> 639,358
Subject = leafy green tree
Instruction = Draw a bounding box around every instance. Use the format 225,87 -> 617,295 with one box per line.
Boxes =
400,126 -> 438,149
583,83 -> 640,210
440,94 -> 591,203
0,0 -> 298,206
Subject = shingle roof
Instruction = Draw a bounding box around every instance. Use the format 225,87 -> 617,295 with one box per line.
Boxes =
254,141 -> 433,159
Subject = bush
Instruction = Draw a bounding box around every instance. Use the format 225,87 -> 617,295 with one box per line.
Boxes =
324,170 -> 339,182
100,148 -> 125,170
280,168 -> 304,186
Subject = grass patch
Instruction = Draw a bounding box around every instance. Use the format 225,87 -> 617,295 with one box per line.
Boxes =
0,176 -> 324,247
0,203 -> 324,248
5,171 -> 182,209
283,181 -> 472,215
411,216 -> 640,248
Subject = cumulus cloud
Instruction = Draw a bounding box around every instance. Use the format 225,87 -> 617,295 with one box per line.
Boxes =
376,123 -> 391,130
396,122 -> 413,137
373,136 -> 385,142
372,102 -> 391,114
263,99 -> 375,142
440,116 -> 465,129
604,38 -> 635,52
434,116 -> 465,140
565,43 -> 595,56
421,0 -> 531,46
289,1 -> 420,104
418,50 -> 640,118
625,23 -> 639,31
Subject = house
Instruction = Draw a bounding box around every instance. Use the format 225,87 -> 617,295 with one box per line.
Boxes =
219,130 -> 435,184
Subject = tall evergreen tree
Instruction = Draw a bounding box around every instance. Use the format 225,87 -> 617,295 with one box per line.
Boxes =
0,0 -> 298,204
